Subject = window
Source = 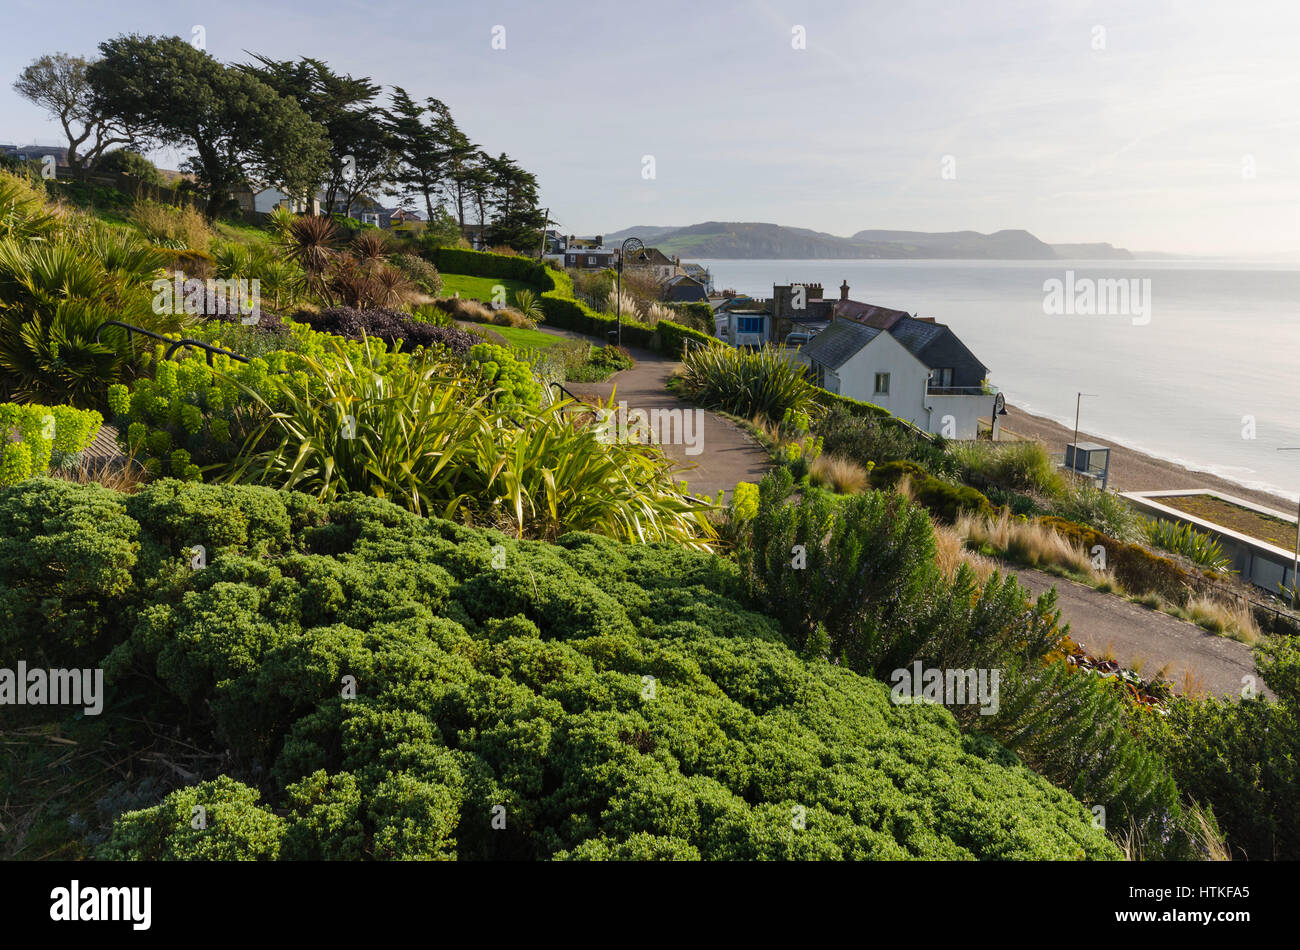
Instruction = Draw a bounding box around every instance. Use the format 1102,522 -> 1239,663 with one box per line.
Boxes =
737,316 -> 764,334
934,368 -> 953,387
588,256 -> 597,266
874,373 -> 890,395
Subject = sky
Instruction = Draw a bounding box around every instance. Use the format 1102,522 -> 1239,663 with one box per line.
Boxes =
2,0 -> 1298,256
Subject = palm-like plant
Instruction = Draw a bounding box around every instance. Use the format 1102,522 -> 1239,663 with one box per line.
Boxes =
0,231 -> 175,406
217,337 -> 716,547
279,214 -> 338,305
0,170 -> 62,242
512,288 -> 544,324
679,342 -> 823,425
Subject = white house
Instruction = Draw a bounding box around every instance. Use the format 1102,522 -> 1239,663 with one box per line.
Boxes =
798,315 -> 994,439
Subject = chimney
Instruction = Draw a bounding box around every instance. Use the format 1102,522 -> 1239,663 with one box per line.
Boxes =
840,279 -> 850,301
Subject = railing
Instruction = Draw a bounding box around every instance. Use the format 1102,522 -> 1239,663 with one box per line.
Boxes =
925,383 -> 989,396
94,321 -> 253,366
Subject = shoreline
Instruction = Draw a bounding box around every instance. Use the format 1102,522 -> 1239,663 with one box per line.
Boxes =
1001,404 -> 1297,514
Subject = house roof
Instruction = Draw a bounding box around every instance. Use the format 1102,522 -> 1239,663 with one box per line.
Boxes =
798,319 -> 883,370
834,300 -> 912,328
835,301 -> 972,371
627,247 -> 675,267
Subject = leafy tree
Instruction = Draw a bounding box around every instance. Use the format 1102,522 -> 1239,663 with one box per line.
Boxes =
95,148 -> 163,185
483,152 -> 546,251
242,56 -> 397,218
12,53 -> 135,169
89,35 -> 330,220
385,88 -> 451,225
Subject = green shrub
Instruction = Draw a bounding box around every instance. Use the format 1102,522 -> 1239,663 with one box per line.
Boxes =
465,343 -> 542,410
949,440 -> 1064,496
870,460 -> 995,523
0,402 -> 102,485
740,467 -> 1194,856
1050,480 -> 1139,541
98,776 -> 286,860
3,478 -> 1122,861
390,252 -> 443,296
1133,634 -> 1300,859
1141,518 -> 1233,573
678,343 -> 822,425
1039,515 -> 1193,604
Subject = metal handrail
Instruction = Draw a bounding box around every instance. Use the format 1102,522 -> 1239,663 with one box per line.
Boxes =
94,320 -> 253,366
549,380 -> 582,402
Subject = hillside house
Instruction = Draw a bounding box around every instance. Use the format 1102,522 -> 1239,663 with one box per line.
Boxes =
798,302 -> 992,439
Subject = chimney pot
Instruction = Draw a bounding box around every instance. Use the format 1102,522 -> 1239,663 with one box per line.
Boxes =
840,279 -> 850,301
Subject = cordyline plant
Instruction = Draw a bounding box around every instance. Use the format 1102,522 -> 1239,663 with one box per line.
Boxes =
218,336 -> 715,548
679,342 -> 824,425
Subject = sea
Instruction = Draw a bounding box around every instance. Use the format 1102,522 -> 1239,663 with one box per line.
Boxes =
697,259 -> 1300,504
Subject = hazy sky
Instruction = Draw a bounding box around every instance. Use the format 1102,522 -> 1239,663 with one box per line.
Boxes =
2,0 -> 1298,256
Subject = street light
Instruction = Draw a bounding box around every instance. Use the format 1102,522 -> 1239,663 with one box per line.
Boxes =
617,237 -> 643,348
990,391 -> 1007,441
1278,447 -> 1300,603
1072,392 -> 1098,449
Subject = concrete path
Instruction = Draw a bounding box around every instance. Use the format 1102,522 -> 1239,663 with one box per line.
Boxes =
534,326 -> 773,498
1015,568 -> 1268,699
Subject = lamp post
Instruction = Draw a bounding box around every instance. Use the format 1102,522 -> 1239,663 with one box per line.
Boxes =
990,391 -> 1007,441
616,237 -> 643,348
1279,447 -> 1300,602
1072,392 -> 1098,449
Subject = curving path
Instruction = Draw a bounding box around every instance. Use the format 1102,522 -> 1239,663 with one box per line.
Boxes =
534,326 -> 773,497
1015,568 -> 1269,699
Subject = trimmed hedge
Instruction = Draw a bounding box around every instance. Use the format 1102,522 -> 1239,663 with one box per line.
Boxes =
430,247 -> 716,357
870,460 -> 995,523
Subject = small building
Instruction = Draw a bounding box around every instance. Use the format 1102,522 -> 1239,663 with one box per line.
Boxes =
234,185 -> 323,216
663,274 -> 708,302
681,262 -> 714,293
624,247 -> 678,281
799,310 -> 992,439
726,309 -> 771,348
564,246 -> 617,269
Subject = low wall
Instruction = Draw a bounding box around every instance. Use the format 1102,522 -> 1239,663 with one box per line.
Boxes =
1121,489 -> 1298,592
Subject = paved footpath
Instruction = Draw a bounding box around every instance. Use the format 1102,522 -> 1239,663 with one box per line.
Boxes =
535,326 -> 773,498
1015,568 -> 1269,699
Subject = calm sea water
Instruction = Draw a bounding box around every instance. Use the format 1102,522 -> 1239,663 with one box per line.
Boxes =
698,259 -> 1300,503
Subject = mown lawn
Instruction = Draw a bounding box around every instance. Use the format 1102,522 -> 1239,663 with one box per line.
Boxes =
486,324 -> 565,349
440,272 -> 533,305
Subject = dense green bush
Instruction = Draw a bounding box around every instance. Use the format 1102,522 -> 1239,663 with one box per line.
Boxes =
948,440 -> 1064,496
870,460 -> 995,523
1133,635 -> 1300,859
464,343 -> 542,410
1,478 -> 1121,861
739,468 -> 1193,855
1049,480 -> 1140,541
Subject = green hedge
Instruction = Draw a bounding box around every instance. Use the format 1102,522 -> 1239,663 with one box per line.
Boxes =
433,247 -> 715,356
425,247 -> 549,285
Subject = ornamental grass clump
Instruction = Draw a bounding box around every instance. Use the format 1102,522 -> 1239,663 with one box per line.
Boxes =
679,343 -> 822,425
